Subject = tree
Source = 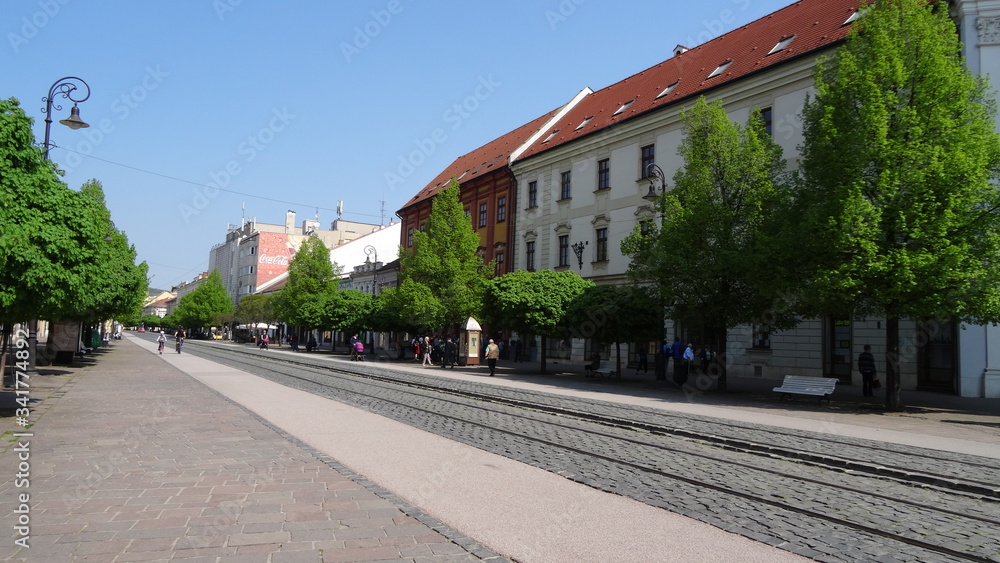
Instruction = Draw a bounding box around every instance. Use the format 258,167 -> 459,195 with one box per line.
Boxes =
273,236 -> 340,330
564,284 -> 661,378
400,179 -> 493,330
172,270 -> 233,329
370,280 -> 446,335
233,294 -> 275,331
622,97 -> 793,390
322,289 -> 372,335
483,270 -> 592,373
793,0 -> 1000,409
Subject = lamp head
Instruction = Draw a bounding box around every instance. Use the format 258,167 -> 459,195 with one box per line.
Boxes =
59,104 -> 89,130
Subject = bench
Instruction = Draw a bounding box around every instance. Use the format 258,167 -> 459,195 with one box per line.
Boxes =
585,361 -> 616,378
773,375 -> 837,403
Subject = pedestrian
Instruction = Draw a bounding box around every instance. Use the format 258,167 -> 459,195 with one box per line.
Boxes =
654,339 -> 666,381
636,345 -> 648,375
290,333 -> 299,351
485,338 -> 500,376
443,337 -> 457,368
670,337 -> 684,383
307,335 -> 317,352
700,344 -> 713,376
858,344 -> 877,397
259,333 -> 269,350
513,339 -> 522,362
414,338 -> 422,362
675,341 -> 693,386
422,336 -> 433,367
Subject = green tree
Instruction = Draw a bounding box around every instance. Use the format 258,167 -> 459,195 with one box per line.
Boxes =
564,284 -> 661,378
370,280 -> 446,335
400,179 -> 493,330
322,289 -> 372,335
172,270 -> 233,329
483,269 -> 592,373
273,236 -> 341,330
622,97 -> 792,390
793,0 -> 1000,409
234,294 -> 275,330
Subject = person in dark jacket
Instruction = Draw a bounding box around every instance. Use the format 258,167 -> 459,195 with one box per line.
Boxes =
858,344 -> 877,397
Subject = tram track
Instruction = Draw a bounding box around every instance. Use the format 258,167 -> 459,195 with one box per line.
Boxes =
179,340 -> 1000,562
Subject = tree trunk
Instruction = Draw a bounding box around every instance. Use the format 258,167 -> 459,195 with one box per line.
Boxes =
615,341 -> 622,378
712,326 -> 727,392
0,325 -> 9,388
885,316 -> 903,410
540,337 -> 547,374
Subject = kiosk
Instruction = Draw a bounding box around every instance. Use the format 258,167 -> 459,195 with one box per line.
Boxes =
459,317 -> 482,366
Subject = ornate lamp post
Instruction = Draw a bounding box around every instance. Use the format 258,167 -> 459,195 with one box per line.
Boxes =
26,77 -> 92,373
571,240 -> 588,270
42,76 -> 91,159
363,245 -> 378,295
643,163 -> 667,203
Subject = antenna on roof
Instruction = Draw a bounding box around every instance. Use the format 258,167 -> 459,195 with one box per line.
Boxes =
241,202 -> 245,227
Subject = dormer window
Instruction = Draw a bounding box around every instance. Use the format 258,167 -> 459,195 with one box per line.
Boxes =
575,116 -> 594,130
843,10 -> 861,26
613,100 -> 634,116
767,35 -> 795,55
543,129 -> 561,143
707,60 -> 732,79
656,80 -> 680,99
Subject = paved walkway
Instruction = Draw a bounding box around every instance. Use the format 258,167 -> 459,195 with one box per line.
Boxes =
1,336 -> 997,561
0,342 -> 499,562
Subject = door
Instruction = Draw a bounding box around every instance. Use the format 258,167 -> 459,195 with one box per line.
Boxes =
825,318 -> 852,383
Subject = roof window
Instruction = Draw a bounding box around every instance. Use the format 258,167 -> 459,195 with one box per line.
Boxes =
575,116 -> 594,131
542,129 -> 561,143
843,10 -> 862,26
767,35 -> 795,55
707,60 -> 732,79
656,80 -> 680,99
613,100 -> 634,116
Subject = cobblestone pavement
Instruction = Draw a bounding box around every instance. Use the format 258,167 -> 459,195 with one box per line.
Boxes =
0,342 -> 506,562
183,342 -> 1000,562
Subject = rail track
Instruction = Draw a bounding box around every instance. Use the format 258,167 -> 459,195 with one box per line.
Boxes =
178,339 -> 1000,562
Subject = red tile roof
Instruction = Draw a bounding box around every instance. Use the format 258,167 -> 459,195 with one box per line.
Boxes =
399,108 -> 561,211
515,0 -> 860,161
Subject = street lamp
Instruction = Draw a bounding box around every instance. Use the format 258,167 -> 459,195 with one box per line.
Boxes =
643,163 -> 667,201
42,77 -> 91,159
26,77 -> 92,373
571,240 -> 588,270
363,245 -> 378,295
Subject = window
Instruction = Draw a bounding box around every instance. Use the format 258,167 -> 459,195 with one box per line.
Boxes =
419,222 -> 426,232
640,145 -> 655,178
613,100 -> 634,116
560,171 -> 572,200
656,80 -> 680,99
495,252 -> 504,276
526,241 -> 536,271
575,116 -> 594,130
250,246 -> 257,255
464,208 -> 471,221
542,129 -> 560,143
595,228 -> 608,262
528,181 -> 538,208
479,203 -> 488,227
761,106 -> 773,136
597,159 -> 610,190
497,196 -> 506,222
558,235 -> 570,267
752,324 -> 771,349
768,34 -> 795,56
707,59 -> 732,79
407,228 -> 414,247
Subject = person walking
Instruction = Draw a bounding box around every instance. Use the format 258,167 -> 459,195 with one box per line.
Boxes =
636,345 -> 648,375
858,344 -> 878,397
485,338 -> 500,376
679,342 -> 694,385
670,337 -> 684,384
422,336 -> 433,367
700,344 -> 713,376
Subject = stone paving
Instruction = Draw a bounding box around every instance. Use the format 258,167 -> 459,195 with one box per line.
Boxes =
0,342 -> 503,562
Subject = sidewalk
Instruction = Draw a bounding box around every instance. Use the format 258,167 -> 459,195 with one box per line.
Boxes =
0,341 -> 501,562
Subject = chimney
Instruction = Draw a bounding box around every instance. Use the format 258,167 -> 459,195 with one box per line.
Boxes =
285,210 -> 295,233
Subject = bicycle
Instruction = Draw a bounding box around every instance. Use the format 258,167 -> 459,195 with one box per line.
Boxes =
157,339 -> 165,354
175,338 -> 183,354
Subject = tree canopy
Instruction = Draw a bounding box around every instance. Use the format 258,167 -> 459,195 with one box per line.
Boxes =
792,0 -> 1000,408
172,270 -> 233,329
622,97 -> 791,389
399,179 -> 493,330
564,284 -> 661,377
272,236 -> 341,329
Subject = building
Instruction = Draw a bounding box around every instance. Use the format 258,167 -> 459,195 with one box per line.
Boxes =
396,90 -> 589,277
208,210 -> 383,305
396,0 -> 999,397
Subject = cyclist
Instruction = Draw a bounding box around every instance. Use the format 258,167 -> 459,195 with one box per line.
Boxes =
174,327 -> 186,354
156,331 -> 166,354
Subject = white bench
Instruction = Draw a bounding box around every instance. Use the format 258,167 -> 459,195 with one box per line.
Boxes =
773,375 -> 837,403
593,367 -> 616,378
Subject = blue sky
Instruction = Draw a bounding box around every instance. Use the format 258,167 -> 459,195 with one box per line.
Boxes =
4,0 -> 793,291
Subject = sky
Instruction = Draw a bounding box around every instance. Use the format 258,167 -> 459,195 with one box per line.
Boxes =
4,0 -> 794,291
